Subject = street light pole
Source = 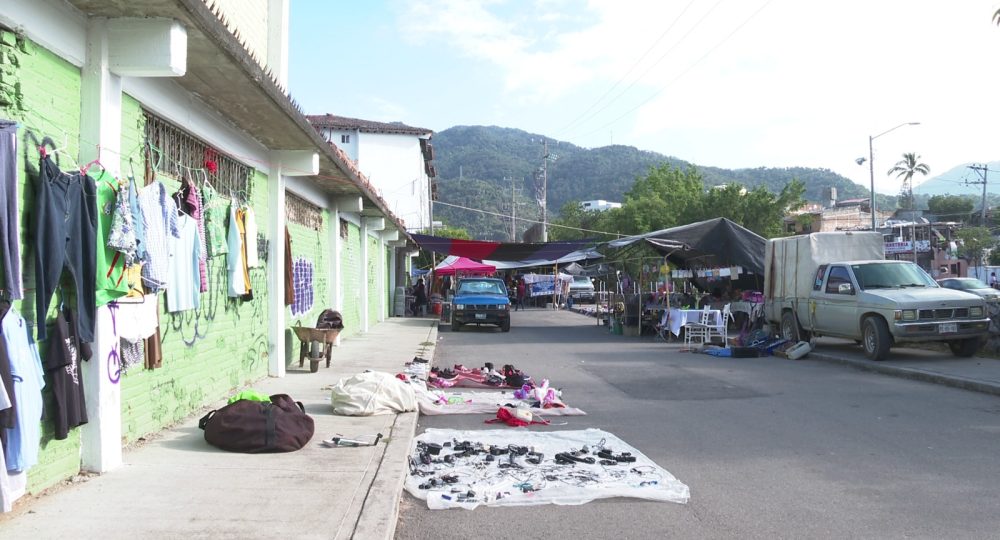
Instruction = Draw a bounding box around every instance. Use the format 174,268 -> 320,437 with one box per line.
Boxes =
868,122 -> 920,231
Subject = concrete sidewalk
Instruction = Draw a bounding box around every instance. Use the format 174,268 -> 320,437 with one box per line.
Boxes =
0,316 -> 438,540
808,337 -> 1000,397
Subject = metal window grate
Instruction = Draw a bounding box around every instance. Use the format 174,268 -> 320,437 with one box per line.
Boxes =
286,191 -> 323,230
143,110 -> 252,199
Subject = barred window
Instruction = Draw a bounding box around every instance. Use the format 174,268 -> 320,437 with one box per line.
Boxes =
286,191 -> 323,230
143,110 -> 252,198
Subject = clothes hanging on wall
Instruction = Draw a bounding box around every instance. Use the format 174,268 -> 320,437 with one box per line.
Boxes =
108,180 -> 138,265
95,178 -> 130,306
166,214 -> 201,313
201,182 -> 228,257
138,182 -> 180,293
227,202 -> 246,297
127,175 -> 147,263
285,227 -> 294,306
44,308 -> 90,440
0,303 -> 13,452
243,207 -> 258,268
1,308 -> 44,473
0,122 -> 23,300
236,207 -> 253,298
34,155 -> 98,343
173,178 -> 208,292
0,379 -> 25,513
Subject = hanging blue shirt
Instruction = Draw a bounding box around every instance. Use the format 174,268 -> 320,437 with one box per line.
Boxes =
3,309 -> 45,472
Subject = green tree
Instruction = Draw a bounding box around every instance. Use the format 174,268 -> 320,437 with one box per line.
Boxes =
927,195 -> 974,221
887,153 -> 930,212
612,164 -> 705,235
548,201 -> 619,241
956,226 -> 996,269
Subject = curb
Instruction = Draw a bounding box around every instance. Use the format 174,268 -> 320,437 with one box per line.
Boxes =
352,320 -> 438,540
808,351 -> 1000,398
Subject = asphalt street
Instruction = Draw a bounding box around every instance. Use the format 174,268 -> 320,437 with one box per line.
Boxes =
396,308 -> 1000,540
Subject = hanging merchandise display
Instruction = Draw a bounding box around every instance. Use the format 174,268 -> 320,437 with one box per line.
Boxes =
95,176 -> 131,306
173,175 -> 208,292
227,201 -> 247,297
138,181 -> 180,293
201,181 -> 229,257
1,307 -> 45,473
237,207 -> 253,298
243,207 -> 258,268
405,428 -> 690,510
0,122 -> 23,300
166,214 -> 202,313
33,155 -> 98,343
44,308 -> 90,440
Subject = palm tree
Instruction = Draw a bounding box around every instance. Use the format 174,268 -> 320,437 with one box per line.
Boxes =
887,153 -> 930,214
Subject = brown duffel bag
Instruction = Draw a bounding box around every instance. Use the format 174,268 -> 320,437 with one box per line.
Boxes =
198,394 -> 315,453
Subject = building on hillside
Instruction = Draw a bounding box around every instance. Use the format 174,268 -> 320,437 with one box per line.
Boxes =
0,0 -> 413,502
784,197 -> 893,234
580,199 -> 621,212
307,114 -> 435,232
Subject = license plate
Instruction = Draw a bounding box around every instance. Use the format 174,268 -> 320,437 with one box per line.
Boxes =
475,313 -> 487,320
939,322 -> 957,334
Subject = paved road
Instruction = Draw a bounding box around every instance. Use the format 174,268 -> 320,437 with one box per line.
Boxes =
396,308 -> 1000,540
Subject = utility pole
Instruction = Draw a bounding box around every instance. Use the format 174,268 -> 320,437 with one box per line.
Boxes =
967,164 -> 990,226
510,176 -> 520,242
541,139 -> 549,242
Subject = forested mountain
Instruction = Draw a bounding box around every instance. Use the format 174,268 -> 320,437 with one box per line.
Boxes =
432,125 -> 874,240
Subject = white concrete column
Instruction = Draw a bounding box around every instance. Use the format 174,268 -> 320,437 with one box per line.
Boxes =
269,151 -> 318,376
266,0 -> 289,88
79,17 -> 123,474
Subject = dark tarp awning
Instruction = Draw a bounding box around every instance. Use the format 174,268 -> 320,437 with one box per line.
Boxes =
411,234 -> 597,262
605,218 -> 766,274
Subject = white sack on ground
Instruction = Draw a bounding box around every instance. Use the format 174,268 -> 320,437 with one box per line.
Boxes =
405,428 -> 689,509
417,390 -> 586,416
331,371 -> 417,415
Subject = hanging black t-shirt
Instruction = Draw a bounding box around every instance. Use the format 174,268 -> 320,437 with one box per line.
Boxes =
44,309 -> 90,440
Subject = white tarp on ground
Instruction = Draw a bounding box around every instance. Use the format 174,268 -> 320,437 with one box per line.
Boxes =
416,390 -> 587,416
405,428 -> 689,509
330,371 -> 417,416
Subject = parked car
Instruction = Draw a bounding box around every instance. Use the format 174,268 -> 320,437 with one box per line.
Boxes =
765,232 -> 990,361
568,275 -> 596,303
937,277 -> 1000,303
449,277 -> 511,332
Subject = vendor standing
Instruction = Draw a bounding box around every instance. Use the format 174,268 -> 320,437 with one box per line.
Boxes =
413,278 -> 428,316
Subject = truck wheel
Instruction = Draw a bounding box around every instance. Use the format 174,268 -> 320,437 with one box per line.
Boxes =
451,320 -> 461,332
781,312 -> 802,341
948,338 -> 980,357
862,316 -> 891,361
501,319 -> 511,332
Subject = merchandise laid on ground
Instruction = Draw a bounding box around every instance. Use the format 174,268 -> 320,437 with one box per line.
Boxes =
417,389 -> 586,416
427,363 -> 533,389
405,428 -> 690,510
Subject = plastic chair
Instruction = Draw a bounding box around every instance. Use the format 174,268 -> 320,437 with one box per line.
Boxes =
707,304 -> 733,345
683,306 -> 711,349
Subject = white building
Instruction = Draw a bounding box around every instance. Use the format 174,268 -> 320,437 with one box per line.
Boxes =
308,114 -> 435,231
580,199 -> 622,212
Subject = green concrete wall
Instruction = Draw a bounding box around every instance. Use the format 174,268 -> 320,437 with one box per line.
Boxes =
285,213 -> 329,365
1,33 -> 86,494
340,221 -> 362,338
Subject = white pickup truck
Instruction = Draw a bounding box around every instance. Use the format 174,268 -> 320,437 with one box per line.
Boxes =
764,232 -> 990,360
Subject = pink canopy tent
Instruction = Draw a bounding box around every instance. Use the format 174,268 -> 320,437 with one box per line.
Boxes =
434,256 -> 497,276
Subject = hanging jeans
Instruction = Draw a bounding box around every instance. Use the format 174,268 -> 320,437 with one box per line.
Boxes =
0,122 -> 23,299
35,156 -> 97,343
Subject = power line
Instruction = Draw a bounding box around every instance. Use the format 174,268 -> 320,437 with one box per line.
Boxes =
433,200 -> 622,237
555,0 -> 699,135
571,0 -> 773,141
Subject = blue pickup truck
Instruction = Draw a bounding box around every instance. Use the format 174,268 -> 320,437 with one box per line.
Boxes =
450,277 -> 511,332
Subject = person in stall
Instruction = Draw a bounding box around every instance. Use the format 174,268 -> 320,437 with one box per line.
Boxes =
412,277 -> 427,316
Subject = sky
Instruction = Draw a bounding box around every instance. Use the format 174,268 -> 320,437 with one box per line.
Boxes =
287,0 -> 1000,196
